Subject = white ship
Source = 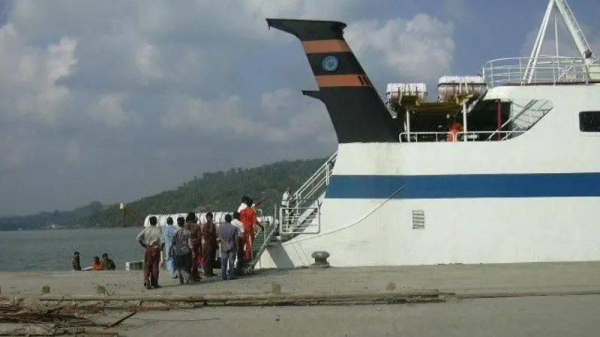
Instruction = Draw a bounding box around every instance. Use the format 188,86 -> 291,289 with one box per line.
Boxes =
253,0 -> 600,269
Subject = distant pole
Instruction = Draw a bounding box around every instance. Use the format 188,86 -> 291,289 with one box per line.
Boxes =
120,203 -> 126,227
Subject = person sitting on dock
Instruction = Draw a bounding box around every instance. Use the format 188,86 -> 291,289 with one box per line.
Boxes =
171,216 -> 193,284
72,251 -> 81,271
101,253 -> 116,270
136,216 -> 164,289
201,212 -> 218,277
162,216 -> 178,278
218,214 -> 239,280
185,212 -> 202,282
92,256 -> 104,271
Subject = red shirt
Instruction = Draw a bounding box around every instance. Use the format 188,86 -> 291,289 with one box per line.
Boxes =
240,207 -> 258,234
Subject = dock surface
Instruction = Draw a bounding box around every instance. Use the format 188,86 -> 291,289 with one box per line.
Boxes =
1,262 -> 600,336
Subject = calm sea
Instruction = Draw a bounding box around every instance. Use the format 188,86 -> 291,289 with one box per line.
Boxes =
0,227 -> 144,271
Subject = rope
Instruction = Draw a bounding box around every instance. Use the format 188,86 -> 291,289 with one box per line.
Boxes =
291,185 -> 405,244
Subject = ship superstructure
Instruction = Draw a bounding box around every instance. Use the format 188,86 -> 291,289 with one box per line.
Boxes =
255,0 -> 600,268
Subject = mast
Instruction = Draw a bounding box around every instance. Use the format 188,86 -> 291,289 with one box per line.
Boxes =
524,0 -> 593,83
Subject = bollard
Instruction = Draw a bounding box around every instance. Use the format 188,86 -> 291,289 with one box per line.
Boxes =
310,251 -> 330,268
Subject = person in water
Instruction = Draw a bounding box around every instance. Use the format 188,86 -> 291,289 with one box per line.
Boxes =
136,216 -> 164,289
72,252 -> 81,271
101,253 -> 116,270
92,256 -> 104,271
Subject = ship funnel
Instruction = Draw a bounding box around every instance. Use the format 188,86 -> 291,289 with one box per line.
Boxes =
267,18 -> 398,143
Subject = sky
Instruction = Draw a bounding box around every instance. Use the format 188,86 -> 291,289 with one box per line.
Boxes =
0,0 -> 599,216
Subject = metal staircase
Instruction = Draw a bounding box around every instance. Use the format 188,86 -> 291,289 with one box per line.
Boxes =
486,99 -> 553,141
280,152 -> 337,235
247,152 -> 337,272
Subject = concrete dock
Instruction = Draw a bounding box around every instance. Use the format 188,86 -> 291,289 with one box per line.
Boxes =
1,262 -> 600,336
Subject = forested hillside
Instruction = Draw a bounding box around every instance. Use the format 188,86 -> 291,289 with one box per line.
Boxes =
0,158 -> 326,231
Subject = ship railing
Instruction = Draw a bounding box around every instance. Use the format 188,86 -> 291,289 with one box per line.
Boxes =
400,131 -> 526,143
290,152 -> 337,213
400,132 -> 452,143
279,205 -> 320,235
457,130 -> 526,141
482,56 -> 600,88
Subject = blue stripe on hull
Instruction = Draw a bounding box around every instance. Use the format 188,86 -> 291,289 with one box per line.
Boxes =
326,173 -> 600,199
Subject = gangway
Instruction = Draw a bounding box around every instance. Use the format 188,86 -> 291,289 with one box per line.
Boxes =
248,152 -> 337,272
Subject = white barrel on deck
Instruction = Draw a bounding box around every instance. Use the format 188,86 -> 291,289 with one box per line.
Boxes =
386,83 -> 428,104
437,75 -> 486,101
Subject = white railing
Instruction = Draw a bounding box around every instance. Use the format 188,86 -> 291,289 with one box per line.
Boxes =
400,131 -> 526,143
482,56 -> 600,88
400,132 -> 452,143
458,131 -> 526,141
277,152 -> 336,236
290,152 -> 336,212
279,205 -> 320,235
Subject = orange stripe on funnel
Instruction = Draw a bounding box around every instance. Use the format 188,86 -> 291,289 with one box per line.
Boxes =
302,39 -> 351,54
316,75 -> 372,88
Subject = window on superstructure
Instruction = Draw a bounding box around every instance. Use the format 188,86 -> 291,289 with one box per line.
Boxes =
579,111 -> 600,132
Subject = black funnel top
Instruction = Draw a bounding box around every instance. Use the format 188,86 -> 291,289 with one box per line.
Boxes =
267,18 -> 399,144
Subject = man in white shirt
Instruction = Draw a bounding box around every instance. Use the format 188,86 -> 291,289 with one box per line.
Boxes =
281,187 -> 291,208
136,216 -> 163,289
231,211 -> 245,268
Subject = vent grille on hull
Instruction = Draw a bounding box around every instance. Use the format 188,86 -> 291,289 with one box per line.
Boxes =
412,210 -> 425,230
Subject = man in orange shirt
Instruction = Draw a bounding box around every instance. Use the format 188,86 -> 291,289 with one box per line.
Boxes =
240,198 -> 263,262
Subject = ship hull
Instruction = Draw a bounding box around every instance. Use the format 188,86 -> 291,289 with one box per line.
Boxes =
259,85 -> 600,268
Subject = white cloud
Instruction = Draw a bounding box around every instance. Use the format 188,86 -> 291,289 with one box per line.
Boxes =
135,43 -> 163,82
87,94 -> 139,128
0,24 -> 77,124
260,89 -> 336,144
346,14 -> 455,84
161,89 -> 335,145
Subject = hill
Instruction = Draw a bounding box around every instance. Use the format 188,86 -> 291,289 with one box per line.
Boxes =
0,158 -> 326,231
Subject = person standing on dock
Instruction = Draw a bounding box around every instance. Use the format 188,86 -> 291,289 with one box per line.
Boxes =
231,211 -> 245,268
240,198 -> 262,262
171,216 -> 193,284
218,214 -> 239,280
185,212 -> 202,282
162,216 -> 178,278
201,212 -> 218,277
136,216 -> 164,289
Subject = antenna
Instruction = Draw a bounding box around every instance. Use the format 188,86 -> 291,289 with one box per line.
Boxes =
524,0 -> 593,83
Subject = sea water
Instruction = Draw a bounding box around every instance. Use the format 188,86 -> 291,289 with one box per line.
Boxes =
0,227 -> 143,271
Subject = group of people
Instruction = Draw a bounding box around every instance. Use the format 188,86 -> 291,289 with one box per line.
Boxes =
72,252 -> 116,271
135,196 -> 262,290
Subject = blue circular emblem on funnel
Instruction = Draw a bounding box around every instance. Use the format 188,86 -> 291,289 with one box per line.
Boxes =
322,55 -> 339,72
